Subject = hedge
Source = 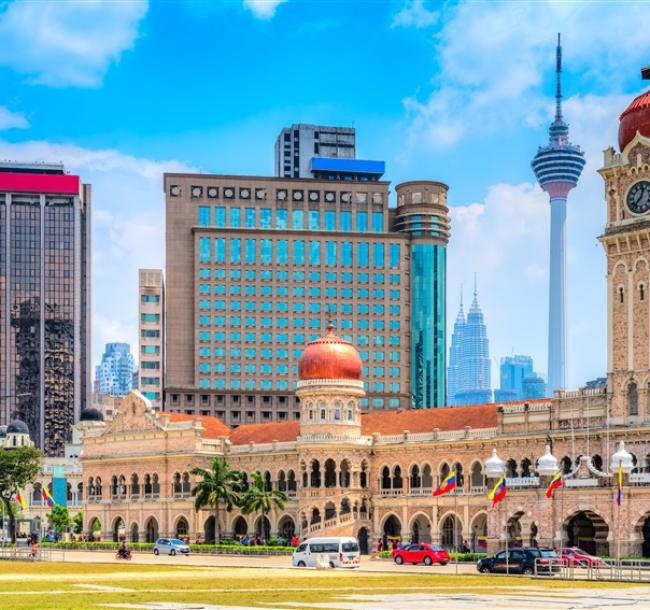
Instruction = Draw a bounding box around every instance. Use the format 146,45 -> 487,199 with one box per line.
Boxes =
40,541 -> 295,555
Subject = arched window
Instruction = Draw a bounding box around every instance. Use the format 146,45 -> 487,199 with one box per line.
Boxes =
111,476 -> 118,499
560,456 -> 572,475
278,470 -> 287,492
520,458 -> 532,477
264,471 -> 272,491
592,454 -> 603,471
144,474 -> 152,497
360,461 -> 369,489
131,474 -> 140,498
87,478 -> 94,500
381,466 -> 391,490
629,382 -> 639,416
453,462 -> 464,486
641,284 -> 645,301
392,465 -> 403,490
173,473 -> 182,497
410,465 -> 421,489
339,460 -> 351,488
421,464 -> 433,488
287,470 -> 296,492
182,473 -> 191,496
240,472 -> 249,491
619,287 -> 624,303
324,459 -> 337,488
118,475 -> 127,497
95,477 -> 102,498
152,474 -> 160,497
310,460 -> 321,488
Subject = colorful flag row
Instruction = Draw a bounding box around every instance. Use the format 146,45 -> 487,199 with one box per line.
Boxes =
11,487 -> 55,510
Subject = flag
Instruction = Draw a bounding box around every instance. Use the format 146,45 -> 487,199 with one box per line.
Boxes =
14,489 -> 27,511
41,486 -> 55,508
616,462 -> 623,507
488,476 -> 507,508
545,470 -> 563,499
433,470 -> 457,497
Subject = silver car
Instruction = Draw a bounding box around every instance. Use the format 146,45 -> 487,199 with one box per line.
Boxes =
153,538 -> 191,556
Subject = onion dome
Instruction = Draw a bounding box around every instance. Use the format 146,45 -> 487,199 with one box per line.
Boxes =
484,448 -> 505,478
619,89 -> 650,152
80,408 -> 104,422
7,419 -> 29,434
537,445 -> 559,476
610,440 -> 634,474
298,322 -> 362,381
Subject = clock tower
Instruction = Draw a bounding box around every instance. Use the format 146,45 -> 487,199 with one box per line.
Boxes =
599,65 -> 650,423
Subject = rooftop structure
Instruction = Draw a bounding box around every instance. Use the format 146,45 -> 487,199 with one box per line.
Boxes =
531,34 -> 585,396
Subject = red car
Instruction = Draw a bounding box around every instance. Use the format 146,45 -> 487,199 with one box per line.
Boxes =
558,547 -> 604,567
392,543 -> 450,566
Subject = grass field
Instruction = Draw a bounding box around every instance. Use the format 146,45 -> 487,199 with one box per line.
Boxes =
0,561 -> 647,610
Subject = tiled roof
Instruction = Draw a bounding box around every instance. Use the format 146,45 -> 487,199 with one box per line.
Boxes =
361,403 -> 498,435
166,413 -> 230,439
230,421 -> 300,445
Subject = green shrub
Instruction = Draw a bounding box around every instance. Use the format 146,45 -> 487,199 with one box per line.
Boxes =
40,541 -> 294,555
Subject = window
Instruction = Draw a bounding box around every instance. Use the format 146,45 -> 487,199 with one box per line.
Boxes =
277,240 -> 288,265
276,209 -> 288,229
260,239 -> 272,264
245,207 -> 256,228
324,210 -> 336,231
292,210 -> 304,229
293,240 -> 305,265
199,237 -> 210,262
143,345 -> 160,355
340,210 -> 352,231
389,243 -> 400,268
358,243 -> 369,267
308,210 -> 320,230
629,382 -> 639,416
141,313 -> 160,323
309,241 -> 320,266
309,287 -> 321,297
641,284 -> 646,301
260,208 -> 272,229
619,287 -> 624,303
325,241 -> 336,266
341,242 -> 353,267
231,239 -> 241,263
372,212 -> 383,232
215,238 -> 226,263
245,239 -> 256,264
230,207 -> 241,228
356,211 -> 368,232
198,206 -> 210,226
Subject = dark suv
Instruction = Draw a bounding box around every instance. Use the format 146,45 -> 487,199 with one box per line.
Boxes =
477,547 -> 560,575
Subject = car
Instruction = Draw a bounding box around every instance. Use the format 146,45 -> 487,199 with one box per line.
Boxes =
477,547 -> 560,575
292,536 -> 360,568
558,547 -> 604,568
392,543 -> 450,566
153,538 -> 191,556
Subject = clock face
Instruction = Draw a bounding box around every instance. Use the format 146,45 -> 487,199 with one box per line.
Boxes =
627,181 -> 650,215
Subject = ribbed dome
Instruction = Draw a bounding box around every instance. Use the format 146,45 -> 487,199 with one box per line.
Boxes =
619,89 -> 650,151
80,408 -> 104,422
7,419 -> 29,434
298,324 -> 362,381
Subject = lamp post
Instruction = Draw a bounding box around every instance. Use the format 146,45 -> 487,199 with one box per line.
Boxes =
610,441 -> 633,564
537,445 -> 559,550
485,449 -> 506,569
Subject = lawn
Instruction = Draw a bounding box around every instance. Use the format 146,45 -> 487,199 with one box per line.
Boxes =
0,561 -> 646,610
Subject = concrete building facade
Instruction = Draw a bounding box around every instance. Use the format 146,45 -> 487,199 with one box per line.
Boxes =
163,173 -> 450,422
0,162 -> 91,456
138,269 -> 164,409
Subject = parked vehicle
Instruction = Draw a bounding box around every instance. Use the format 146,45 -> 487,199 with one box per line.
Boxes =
558,547 -> 604,567
292,536 -> 360,568
153,538 -> 191,556
392,543 -> 450,566
477,547 -> 560,575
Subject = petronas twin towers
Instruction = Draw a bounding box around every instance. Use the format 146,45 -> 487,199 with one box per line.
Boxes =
447,282 -> 492,406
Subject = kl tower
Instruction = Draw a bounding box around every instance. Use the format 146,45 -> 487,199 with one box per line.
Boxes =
531,34 -> 585,396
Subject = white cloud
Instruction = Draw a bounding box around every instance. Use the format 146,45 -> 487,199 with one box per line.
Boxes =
392,0 -> 438,29
0,106 -> 28,130
0,0 -> 148,87
243,0 -> 287,20
0,138 -> 193,366
400,1 -> 650,151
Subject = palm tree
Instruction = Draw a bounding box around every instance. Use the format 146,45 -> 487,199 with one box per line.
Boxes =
191,457 -> 242,544
240,471 -> 287,541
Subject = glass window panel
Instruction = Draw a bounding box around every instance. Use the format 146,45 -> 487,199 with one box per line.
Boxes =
198,206 -> 210,226
277,239 -> 288,265
308,210 -> 320,230
215,238 -> 226,263
340,211 -> 352,231
341,242 -> 353,267
261,239 -> 272,264
372,212 -> 383,232
389,243 -> 400,268
356,211 -> 368,232
260,208 -> 272,229
309,241 -> 320,266
199,237 -> 210,262
245,207 -> 256,228
245,239 -> 256,264
325,241 -> 337,266
324,210 -> 336,231
230,207 -> 241,227
231,238 -> 241,264
276,208 -> 288,229
373,243 -> 384,268
215,207 -> 226,228
293,240 -> 305,265
358,243 -> 369,268
292,210 -> 304,229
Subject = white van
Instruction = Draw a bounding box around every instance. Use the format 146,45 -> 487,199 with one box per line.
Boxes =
292,536 -> 360,568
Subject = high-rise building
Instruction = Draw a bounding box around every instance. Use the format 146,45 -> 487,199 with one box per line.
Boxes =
0,162 -> 91,455
275,124 -> 355,179
94,343 -> 136,397
138,269 -> 164,409
531,34 -> 585,396
446,290 -> 465,406
164,173 -> 450,424
447,282 -> 491,405
494,355 -> 546,402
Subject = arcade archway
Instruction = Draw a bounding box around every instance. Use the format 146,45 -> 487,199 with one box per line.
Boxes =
564,511 -> 609,556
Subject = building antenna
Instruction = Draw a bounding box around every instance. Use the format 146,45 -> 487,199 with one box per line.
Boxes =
555,32 -> 563,123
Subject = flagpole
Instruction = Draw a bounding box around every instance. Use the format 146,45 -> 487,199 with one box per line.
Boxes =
505,490 -> 509,574
454,484 -> 458,575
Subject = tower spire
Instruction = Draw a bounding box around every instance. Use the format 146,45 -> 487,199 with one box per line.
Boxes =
473,272 -> 478,298
460,285 -> 464,310
555,32 -> 563,122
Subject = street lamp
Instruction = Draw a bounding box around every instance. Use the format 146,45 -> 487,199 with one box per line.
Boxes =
537,445 -> 559,549
484,449 -> 506,562
610,441 -> 634,565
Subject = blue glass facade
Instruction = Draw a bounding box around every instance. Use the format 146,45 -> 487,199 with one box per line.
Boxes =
411,244 -> 446,408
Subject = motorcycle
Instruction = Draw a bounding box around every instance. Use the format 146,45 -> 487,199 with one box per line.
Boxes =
115,548 -> 132,561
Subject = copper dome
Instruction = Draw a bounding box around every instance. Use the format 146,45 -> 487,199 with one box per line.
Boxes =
298,324 -> 362,381
619,89 -> 650,151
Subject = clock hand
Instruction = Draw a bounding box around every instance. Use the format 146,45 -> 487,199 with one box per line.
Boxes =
641,189 -> 650,210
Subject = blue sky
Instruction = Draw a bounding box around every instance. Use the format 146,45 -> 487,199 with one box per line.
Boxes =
1,0 -> 650,390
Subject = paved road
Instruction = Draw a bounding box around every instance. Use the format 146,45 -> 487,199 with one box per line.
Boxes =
61,550 -> 479,574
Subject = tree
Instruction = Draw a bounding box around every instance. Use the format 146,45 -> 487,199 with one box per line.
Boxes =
47,505 -> 71,536
72,512 -> 83,536
240,471 -> 287,541
0,446 -> 41,542
191,457 -> 242,544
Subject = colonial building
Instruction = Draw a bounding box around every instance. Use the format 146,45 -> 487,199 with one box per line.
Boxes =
79,72 -> 650,558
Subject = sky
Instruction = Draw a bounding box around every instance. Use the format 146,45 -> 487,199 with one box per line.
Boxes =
1,0 -> 649,391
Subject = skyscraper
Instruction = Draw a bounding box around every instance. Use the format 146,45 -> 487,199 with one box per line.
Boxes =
94,343 -> 136,397
447,281 -> 491,406
0,162 -> 91,455
531,34 -> 585,396
494,355 -> 546,402
163,173 -> 450,423
138,269 -> 164,409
